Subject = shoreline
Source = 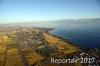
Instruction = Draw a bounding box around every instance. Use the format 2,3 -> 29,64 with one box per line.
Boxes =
47,29 -> 100,51
0,26 -> 100,66
43,32 -> 100,65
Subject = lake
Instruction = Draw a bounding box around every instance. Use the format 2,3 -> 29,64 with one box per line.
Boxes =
20,22 -> 100,49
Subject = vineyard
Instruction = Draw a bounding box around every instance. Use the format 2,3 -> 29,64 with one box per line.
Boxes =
0,30 -> 44,66
43,33 -> 80,54
0,27 -> 97,66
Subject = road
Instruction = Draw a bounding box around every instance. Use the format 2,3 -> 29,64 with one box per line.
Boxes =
2,46 -> 8,66
16,32 -> 29,66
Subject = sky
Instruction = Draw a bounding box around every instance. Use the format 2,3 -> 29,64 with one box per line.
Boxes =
0,0 -> 100,24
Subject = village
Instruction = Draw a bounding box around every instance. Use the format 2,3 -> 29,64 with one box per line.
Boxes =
0,26 -> 100,66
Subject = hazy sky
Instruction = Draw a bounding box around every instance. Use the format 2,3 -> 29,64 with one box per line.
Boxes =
0,0 -> 100,24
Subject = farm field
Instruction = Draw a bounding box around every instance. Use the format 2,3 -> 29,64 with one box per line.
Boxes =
5,48 -> 24,66
0,27 -> 99,66
43,33 -> 80,54
0,33 -> 11,66
0,31 -> 44,66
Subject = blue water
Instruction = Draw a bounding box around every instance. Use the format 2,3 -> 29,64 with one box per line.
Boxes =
49,22 -> 100,49
20,22 -> 100,49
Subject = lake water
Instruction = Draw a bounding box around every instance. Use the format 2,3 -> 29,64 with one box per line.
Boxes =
49,22 -> 100,49
21,22 -> 100,49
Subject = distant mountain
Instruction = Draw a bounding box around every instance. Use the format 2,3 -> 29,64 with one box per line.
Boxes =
56,18 -> 100,24
0,18 -> 100,26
